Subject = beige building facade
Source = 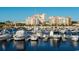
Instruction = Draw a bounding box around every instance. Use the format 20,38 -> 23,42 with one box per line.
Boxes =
49,16 -> 72,26
26,14 -> 45,25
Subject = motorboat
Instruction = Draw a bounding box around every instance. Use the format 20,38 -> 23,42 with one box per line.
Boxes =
42,30 -> 49,41
49,30 -> 62,47
70,31 -> 79,47
30,34 -> 38,41
49,30 -> 61,39
13,29 -> 27,41
70,31 -> 79,41
71,35 -> 79,41
0,29 -> 12,41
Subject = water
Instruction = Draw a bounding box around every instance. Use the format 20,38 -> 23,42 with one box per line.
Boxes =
0,39 -> 78,51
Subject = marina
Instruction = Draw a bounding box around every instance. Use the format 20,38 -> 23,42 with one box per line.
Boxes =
0,26 -> 79,51
0,8 -> 79,51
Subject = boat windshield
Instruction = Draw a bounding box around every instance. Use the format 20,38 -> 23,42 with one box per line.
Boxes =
54,31 -> 61,35
71,32 -> 77,35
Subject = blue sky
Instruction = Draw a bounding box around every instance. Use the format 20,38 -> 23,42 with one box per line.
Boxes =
0,7 -> 79,22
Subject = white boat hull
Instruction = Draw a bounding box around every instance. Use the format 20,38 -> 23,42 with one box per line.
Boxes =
13,37 -> 25,41
0,34 -> 11,40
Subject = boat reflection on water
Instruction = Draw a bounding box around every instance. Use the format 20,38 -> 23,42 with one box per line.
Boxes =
49,38 -> 61,48
71,40 -> 78,47
49,38 -> 53,46
30,41 -> 37,47
13,40 -> 25,51
0,40 -> 7,50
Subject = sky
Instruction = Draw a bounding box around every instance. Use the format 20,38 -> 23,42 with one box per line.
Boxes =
0,7 -> 79,22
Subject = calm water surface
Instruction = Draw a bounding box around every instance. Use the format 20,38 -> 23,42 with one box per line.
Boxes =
0,39 -> 78,51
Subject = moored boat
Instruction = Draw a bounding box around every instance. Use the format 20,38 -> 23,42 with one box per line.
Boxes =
13,29 -> 27,41
0,29 -> 12,41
